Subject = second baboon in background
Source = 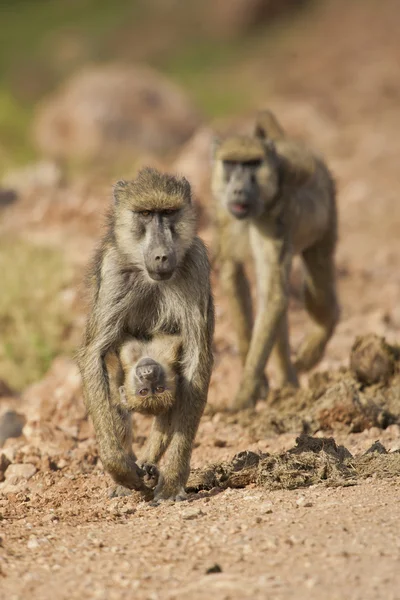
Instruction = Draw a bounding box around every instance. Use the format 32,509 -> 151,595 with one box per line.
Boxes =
212,110 -> 339,410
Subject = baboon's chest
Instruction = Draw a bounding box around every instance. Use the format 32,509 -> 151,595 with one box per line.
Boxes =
125,287 -> 182,339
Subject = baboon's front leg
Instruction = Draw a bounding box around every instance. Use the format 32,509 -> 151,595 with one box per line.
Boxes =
220,259 -> 269,399
220,260 -> 253,364
272,312 -> 298,388
232,234 -> 292,410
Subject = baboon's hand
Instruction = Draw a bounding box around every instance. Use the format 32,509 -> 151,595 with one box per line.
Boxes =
137,462 -> 160,490
103,453 -> 147,491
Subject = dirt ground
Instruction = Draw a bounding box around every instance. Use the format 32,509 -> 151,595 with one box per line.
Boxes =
1,2 -> 400,599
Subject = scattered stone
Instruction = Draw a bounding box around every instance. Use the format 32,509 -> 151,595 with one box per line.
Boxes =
5,463 -> 36,483
214,439 -> 227,448
181,507 -> 204,521
365,441 -> 388,455
27,536 -> 39,550
296,496 -> 313,508
259,501 -> 273,514
350,334 -> 397,385
206,563 -> 222,574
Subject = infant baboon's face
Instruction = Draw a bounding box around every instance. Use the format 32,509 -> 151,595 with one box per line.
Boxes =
134,357 -> 166,397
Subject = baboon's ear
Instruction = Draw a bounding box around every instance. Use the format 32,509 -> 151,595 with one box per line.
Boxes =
264,138 -> 279,168
254,123 -> 267,140
210,136 -> 221,163
254,110 -> 285,142
113,180 -> 128,205
181,176 -> 192,204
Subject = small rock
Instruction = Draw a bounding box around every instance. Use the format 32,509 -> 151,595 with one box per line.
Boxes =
2,446 -> 17,463
214,439 -> 227,448
119,505 -> 136,515
41,513 -> 58,523
206,564 -> 222,574
259,501 -> 273,514
181,507 -> 204,520
350,334 -> 395,385
27,536 -> 39,549
5,463 -> 36,482
364,441 -> 388,455
296,496 -> 313,508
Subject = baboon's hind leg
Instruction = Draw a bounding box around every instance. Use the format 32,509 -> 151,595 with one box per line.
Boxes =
272,312 -> 299,387
294,240 -> 339,373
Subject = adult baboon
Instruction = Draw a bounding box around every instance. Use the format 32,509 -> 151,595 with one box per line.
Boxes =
78,168 -> 214,501
212,110 -> 339,410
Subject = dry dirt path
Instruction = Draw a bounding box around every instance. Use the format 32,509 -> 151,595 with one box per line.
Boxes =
2,478 -> 400,600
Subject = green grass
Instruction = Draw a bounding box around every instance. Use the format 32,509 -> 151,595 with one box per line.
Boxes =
0,0 -> 316,166
0,238 -> 75,390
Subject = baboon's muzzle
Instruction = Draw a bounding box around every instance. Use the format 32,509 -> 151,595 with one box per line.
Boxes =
227,170 -> 255,220
145,219 -> 177,280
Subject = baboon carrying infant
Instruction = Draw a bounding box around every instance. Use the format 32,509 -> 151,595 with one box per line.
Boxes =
78,168 -> 214,501
105,334 -> 182,492
212,110 -> 339,410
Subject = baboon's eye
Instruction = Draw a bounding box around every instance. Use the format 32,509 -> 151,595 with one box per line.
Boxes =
163,209 -> 178,216
155,386 -> 165,393
139,388 -> 149,396
244,159 -> 262,168
139,210 -> 151,217
222,160 -> 237,178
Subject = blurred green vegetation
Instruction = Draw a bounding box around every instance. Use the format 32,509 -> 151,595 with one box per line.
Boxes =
0,0 -> 314,168
0,238 -> 74,390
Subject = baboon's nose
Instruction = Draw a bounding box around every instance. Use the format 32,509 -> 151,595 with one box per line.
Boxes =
147,249 -> 177,280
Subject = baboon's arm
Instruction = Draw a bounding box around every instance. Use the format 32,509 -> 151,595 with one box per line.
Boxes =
232,230 -> 291,410
220,260 -> 253,364
78,255 -> 146,491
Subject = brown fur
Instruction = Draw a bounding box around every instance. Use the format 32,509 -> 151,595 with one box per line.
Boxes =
212,111 -> 339,410
118,335 -> 181,416
78,168 -> 214,500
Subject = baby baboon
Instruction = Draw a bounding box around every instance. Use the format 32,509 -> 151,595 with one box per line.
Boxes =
118,334 -> 181,415
78,168 -> 214,501
212,110 -> 339,410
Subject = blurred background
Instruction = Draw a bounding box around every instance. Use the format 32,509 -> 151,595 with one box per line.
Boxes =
0,0 -> 399,397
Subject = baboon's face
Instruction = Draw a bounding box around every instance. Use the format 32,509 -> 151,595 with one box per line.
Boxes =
132,209 -> 183,281
222,159 -> 279,220
113,171 -> 196,282
213,144 -> 279,221
134,357 -> 166,397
